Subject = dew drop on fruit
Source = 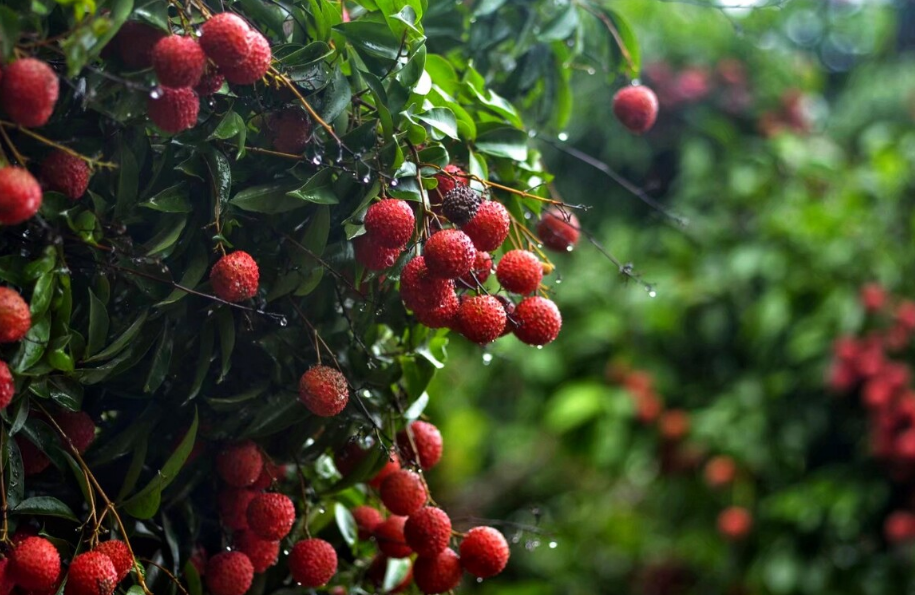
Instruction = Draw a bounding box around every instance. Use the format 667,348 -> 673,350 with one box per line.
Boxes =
566,245 -> 574,252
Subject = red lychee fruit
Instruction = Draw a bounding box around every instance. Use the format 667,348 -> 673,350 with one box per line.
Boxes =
897,301 -> 915,330
113,22 -> 166,69
496,250 -> 543,295
513,296 -> 561,346
396,421 -> 443,470
40,151 -> 90,200
414,289 -> 460,329
424,230 -> 476,279
459,527 -> 509,578
374,516 -> 412,559
717,506 -> 753,541
210,251 -> 259,302
267,108 -> 312,154
368,451 -> 402,489
200,13 -> 252,68
659,409 -> 690,441
0,559 -> 13,595
364,199 -> 416,249
0,287 -> 31,343
151,35 -> 206,88
223,31 -> 272,85
0,58 -> 59,128
537,207 -> 580,252
147,87 -> 199,134
55,411 -> 96,453
461,201 -> 510,252
885,511 -> 915,544
495,295 -> 517,336
354,234 -> 402,271
400,257 -> 455,312
612,85 -> 659,134
190,546 -> 207,576
863,378 -> 895,410
206,552 -> 254,595
458,251 -> 492,289
216,441 -> 264,488
16,436 -> 50,476
93,540 -> 132,582
195,67 -> 225,96
352,506 -> 384,540
251,461 -> 284,490
413,548 -> 462,594
895,429 -> 915,460
218,488 -> 257,531
404,507 -> 452,557
442,185 -> 482,226
10,537 -> 61,590
0,167 -> 42,226
860,283 -> 886,312
456,295 -> 507,345
65,551 -> 118,595
633,390 -> 663,424
429,165 -> 467,208
366,555 -> 413,593
380,470 -> 427,516
233,531 -> 279,573
288,539 -> 337,588
0,361 -> 13,409
246,492 -> 295,540
703,455 -> 737,489
298,365 -> 349,417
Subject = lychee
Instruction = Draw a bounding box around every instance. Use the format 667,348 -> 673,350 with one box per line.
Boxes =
40,151 -> 90,200
461,201 -> 510,252
885,511 -> 915,544
216,441 -> 264,488
368,451 -> 402,489
0,58 -> 58,128
424,230 -> 476,279
0,361 -> 13,409
354,234 -> 402,271
113,22 -> 166,69
352,505 -> 384,540
9,537 -> 61,590
703,455 -> 737,489
364,199 -> 415,249
380,470 -> 427,516
659,409 -> 690,441
513,296 -> 561,346
267,108 -> 312,154
151,35 -> 206,88
414,290 -> 460,329
457,251 -> 492,289
233,531 -> 279,573
251,461 -> 284,490
195,67 -> 225,96
64,551 -> 117,595
404,507 -> 452,557
190,546 -> 207,576
413,548 -> 462,594
223,31 -> 271,85
400,257 -> 455,312
496,250 -> 543,295
537,207 -> 580,252
200,13 -> 252,68
442,186 -> 481,226
0,559 -> 13,595
54,411 -> 96,453
0,167 -> 43,226
147,87 -> 199,134
396,421 -> 443,470
374,516 -> 412,559
205,552 -> 254,595
429,165 -> 467,208
210,251 -> 259,302
860,283 -> 886,312
456,295 -> 507,345
459,526 -> 509,578
0,287 -> 31,343
288,539 -> 337,588
298,365 -> 349,417
717,506 -> 753,541
218,488 -> 257,531
16,436 -> 50,476
93,540 -> 132,582
613,85 -> 659,134
246,492 -> 295,540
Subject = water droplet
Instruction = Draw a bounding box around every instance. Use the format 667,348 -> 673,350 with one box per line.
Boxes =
536,345 -> 543,350
527,129 -> 538,138
476,578 -> 483,584
318,507 -> 326,514
312,155 -> 323,165
586,68 -> 596,75
278,316 -> 289,327
362,176 -> 371,184
362,390 -> 372,398
549,541 -> 558,549
482,353 -> 493,365
389,179 -> 399,187
558,132 -> 569,141
565,245 -> 574,253
555,279 -> 561,284
149,87 -> 163,99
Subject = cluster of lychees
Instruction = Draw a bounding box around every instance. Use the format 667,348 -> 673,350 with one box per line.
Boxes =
827,283 -> 915,545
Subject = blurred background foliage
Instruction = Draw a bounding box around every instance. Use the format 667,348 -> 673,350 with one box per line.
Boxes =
428,1 -> 915,593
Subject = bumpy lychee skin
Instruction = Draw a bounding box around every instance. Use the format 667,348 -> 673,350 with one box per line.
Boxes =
147,87 -> 199,134
496,250 -> 543,295
537,207 -> 580,252
374,516 -> 412,559
459,527 -> 510,578
288,539 -> 338,588
114,22 -> 166,69
400,257 -> 454,312
458,251 -> 492,289
0,167 -> 42,226
233,531 -> 280,573
0,361 -> 13,409
151,35 -> 206,88
55,411 -> 96,453
65,551 -> 118,595
218,488 -> 258,531
457,295 -> 507,345
93,540 -> 132,582
0,59 -> 58,128
10,537 -> 61,590
513,296 -> 561,346
354,234 -> 402,271
210,251 -> 260,302
364,199 -> 416,249
40,151 -> 90,200
223,31 -> 272,85
430,164 -> 467,207
206,552 -> 254,595
462,201 -> 510,252
397,421 -> 443,471
368,451 -> 402,489
267,108 -> 312,154
246,492 -> 295,540
0,558 -> 13,595
442,185 -> 482,226
298,365 -> 349,417
194,67 -> 225,96
216,441 -> 264,488
380,470 -> 427,516
612,85 -> 659,134
251,461 -> 284,490
413,548 -> 463,594
352,506 -> 384,540
200,13 -> 252,68
414,289 -> 459,330
423,230 -> 476,279
404,507 -> 452,557
0,287 -> 31,343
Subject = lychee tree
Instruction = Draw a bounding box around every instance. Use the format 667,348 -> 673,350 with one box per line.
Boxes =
0,1 -> 644,594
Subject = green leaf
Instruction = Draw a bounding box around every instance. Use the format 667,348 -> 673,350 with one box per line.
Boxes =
475,126 -> 529,161
286,170 -> 339,205
184,561 -> 203,595
606,7 -> 640,78
383,557 -> 413,591
3,429 -> 24,508
334,503 -> 358,547
144,214 -> 187,256
116,435 -> 148,501
139,183 -> 192,213
86,289 -> 110,357
216,308 -> 235,383
321,65 -> 353,123
156,242 -> 209,307
414,107 -> 459,140
12,316 -> 51,373
29,272 -> 55,318
338,21 -> 403,61
82,310 -> 147,363
115,144 -> 139,218
230,183 -> 312,214
544,382 -> 609,433
144,324 -> 173,393
12,497 -> 79,522
0,7 -> 20,62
